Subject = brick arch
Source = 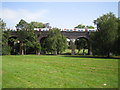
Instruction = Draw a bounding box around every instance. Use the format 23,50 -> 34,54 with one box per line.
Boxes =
61,31 -> 89,40
10,31 -> 91,55
39,37 -> 48,44
8,36 -> 18,46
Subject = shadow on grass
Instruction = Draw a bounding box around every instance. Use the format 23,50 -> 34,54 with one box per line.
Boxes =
62,55 -> 120,59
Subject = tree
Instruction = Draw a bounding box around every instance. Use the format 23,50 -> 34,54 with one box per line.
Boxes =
0,19 -> 11,55
29,21 -> 45,54
113,18 -> 120,55
43,28 -> 67,55
2,29 -> 12,55
25,23 -> 41,55
0,18 -> 6,30
30,22 -> 45,28
75,38 -> 88,55
75,24 -> 94,29
33,42 -> 41,55
86,26 -> 94,29
16,19 -> 29,55
75,24 -> 85,28
16,19 -> 43,55
91,12 -> 118,57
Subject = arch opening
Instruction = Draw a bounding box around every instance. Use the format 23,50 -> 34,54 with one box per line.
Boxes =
75,37 -> 89,55
63,37 -> 71,55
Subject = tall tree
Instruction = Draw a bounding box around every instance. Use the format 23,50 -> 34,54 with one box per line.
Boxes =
0,19 -> 11,55
91,12 -> 118,57
0,18 -> 6,30
26,23 -> 41,55
16,19 -> 29,55
16,19 -> 43,55
43,28 -> 67,55
113,18 -> 120,55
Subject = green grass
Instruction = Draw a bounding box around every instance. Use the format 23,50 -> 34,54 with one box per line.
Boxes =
63,49 -> 88,54
2,55 -> 118,88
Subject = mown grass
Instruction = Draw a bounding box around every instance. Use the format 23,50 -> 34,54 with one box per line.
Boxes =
2,55 -> 118,88
63,49 -> 88,54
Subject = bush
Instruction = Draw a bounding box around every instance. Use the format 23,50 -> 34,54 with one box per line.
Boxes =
2,45 -> 11,55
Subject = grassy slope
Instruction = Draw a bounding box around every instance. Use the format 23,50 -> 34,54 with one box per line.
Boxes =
2,55 -> 118,88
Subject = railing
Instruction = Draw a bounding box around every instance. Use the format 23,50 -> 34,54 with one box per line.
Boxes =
34,28 -> 98,32
3,28 -> 98,32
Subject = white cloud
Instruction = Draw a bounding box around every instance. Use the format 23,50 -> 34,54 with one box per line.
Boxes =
2,8 -> 48,29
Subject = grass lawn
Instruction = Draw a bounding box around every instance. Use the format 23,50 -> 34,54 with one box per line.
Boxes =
63,49 -> 88,54
2,55 -> 118,88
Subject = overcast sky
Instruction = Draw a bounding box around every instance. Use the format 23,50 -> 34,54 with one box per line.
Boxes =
1,2 -> 118,29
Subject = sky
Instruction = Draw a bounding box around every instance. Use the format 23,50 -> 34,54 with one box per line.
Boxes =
1,2 -> 118,29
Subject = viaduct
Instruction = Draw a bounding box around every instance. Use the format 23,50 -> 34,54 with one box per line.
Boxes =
10,28 -> 94,55
37,30 -> 90,55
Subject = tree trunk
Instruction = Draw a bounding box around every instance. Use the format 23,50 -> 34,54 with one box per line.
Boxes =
54,51 -> 57,55
77,49 -> 80,54
20,42 -> 24,55
88,41 -> 92,55
107,51 -> 110,57
36,51 -> 40,55
36,50 -> 38,55
19,43 -> 21,55
83,49 -> 85,55
21,48 -> 24,55
38,52 -> 40,55
24,46 -> 26,55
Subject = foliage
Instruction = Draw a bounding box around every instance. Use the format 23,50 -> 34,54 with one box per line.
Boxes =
75,24 -> 94,29
33,42 -> 41,54
113,18 -> 120,55
15,19 -> 43,55
0,18 -> 6,30
91,12 -> 118,57
43,28 -> 67,54
75,38 -> 88,55
86,25 -> 94,29
2,45 -> 11,55
30,22 -> 45,28
16,19 -> 29,55
1,19 -> 44,55
75,24 -> 86,28
1,19 -> 12,55
28,22 -> 43,54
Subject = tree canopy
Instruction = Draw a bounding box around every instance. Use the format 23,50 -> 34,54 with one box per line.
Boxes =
75,24 -> 94,29
30,22 -> 45,28
1,19 -> 11,55
0,18 -> 6,30
15,19 -> 43,55
42,28 -> 67,55
90,12 -> 118,57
